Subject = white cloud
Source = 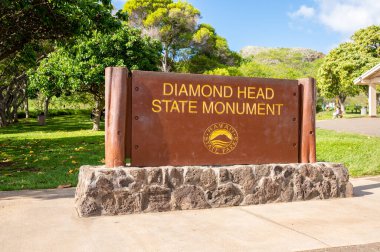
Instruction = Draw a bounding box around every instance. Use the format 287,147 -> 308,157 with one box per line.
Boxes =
317,0 -> 380,34
289,5 -> 315,19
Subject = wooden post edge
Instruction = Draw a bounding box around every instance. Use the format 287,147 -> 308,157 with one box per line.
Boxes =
105,67 -> 129,168
298,78 -> 316,163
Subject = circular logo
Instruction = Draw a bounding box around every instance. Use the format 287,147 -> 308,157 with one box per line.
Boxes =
203,122 -> 238,155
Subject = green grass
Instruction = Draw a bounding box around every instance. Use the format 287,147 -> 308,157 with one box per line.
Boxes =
1,114 -> 379,190
316,110 -> 364,120
317,129 -> 380,177
0,114 -> 105,190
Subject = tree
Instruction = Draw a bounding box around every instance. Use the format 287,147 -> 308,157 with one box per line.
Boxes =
123,0 -> 239,73
177,24 -> 241,73
123,0 -> 172,27
28,47 -> 72,117
0,43 -> 52,126
0,0 -> 121,127
318,25 -> 380,111
143,1 -> 200,72
29,27 -> 162,130
0,0 -> 116,61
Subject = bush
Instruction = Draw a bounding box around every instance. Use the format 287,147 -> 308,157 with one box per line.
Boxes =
345,104 -> 361,114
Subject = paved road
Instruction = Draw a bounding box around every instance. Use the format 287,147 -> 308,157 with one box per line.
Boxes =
317,117 -> 380,137
1,177 -> 380,252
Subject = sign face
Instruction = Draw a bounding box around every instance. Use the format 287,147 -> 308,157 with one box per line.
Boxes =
130,71 -> 300,166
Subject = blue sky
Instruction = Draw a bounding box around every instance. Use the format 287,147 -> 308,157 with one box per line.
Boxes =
112,0 -> 380,53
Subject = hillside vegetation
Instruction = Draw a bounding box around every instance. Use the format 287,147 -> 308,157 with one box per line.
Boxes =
207,46 -> 324,80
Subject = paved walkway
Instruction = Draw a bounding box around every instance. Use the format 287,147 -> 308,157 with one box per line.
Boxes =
316,117 -> 380,137
1,177 -> 380,252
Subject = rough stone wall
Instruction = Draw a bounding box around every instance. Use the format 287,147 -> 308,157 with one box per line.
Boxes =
75,163 -> 353,217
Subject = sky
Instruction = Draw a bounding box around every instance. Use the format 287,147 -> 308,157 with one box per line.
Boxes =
112,0 -> 380,54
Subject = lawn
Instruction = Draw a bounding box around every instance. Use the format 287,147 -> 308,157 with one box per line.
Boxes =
1,114 -> 379,190
316,110 -> 364,120
0,113 -> 105,190
316,129 -> 380,177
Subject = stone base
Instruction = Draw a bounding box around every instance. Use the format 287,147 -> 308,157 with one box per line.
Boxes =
75,163 -> 353,217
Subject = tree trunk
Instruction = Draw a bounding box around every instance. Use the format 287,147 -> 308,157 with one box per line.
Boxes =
24,98 -> 29,118
13,105 -> 18,123
0,106 -> 7,127
44,97 -> 50,117
162,48 -> 170,72
337,95 -> 346,114
92,95 -> 103,131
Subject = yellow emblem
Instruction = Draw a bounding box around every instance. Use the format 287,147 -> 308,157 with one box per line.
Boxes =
203,122 -> 238,155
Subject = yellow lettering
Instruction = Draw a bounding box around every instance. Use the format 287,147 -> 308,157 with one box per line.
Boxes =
203,101 -> 214,114
152,99 -> 161,113
276,104 -> 284,115
178,85 -> 188,97
237,86 -> 246,99
224,86 -> 233,98
163,83 -> 173,96
266,104 -> 274,115
257,88 -> 265,99
266,88 -> 274,99
214,102 -> 225,115
226,102 -> 235,114
236,102 -> 245,115
246,103 -> 256,115
170,100 -> 180,113
161,99 -> 170,112
201,85 -> 212,98
213,85 -> 222,98
188,101 -> 198,113
247,87 -> 256,99
257,103 -> 265,115
189,85 -> 200,97
178,100 -> 187,112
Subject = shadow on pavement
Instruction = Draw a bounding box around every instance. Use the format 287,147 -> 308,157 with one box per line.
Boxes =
354,182 -> 380,197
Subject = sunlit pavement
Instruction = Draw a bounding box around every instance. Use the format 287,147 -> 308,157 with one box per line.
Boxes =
317,117 -> 380,137
1,176 -> 380,252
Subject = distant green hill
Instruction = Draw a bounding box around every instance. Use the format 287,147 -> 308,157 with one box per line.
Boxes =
240,46 -> 324,63
206,46 -> 324,80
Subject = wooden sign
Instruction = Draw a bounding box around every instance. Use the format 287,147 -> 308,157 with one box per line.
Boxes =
105,67 -> 316,167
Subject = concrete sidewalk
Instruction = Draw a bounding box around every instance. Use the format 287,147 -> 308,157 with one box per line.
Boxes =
317,117 -> 380,137
1,177 -> 380,252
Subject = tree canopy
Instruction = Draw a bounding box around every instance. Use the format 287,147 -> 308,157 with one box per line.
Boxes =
317,25 -> 380,108
123,0 -> 239,73
0,0 -> 122,127
29,26 -> 161,130
0,0 -> 117,61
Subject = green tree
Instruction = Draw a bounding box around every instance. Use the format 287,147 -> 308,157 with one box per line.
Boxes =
143,1 -> 200,72
0,0 -> 116,61
0,0 -> 119,126
178,24 -> 241,73
29,27 -> 161,130
123,0 -> 172,27
318,25 -> 380,111
123,0 -> 239,73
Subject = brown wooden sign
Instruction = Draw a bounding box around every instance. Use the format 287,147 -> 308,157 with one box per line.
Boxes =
105,67 -> 316,167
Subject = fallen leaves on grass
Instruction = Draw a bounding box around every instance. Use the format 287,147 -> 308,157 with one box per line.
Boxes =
74,147 -> 85,151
